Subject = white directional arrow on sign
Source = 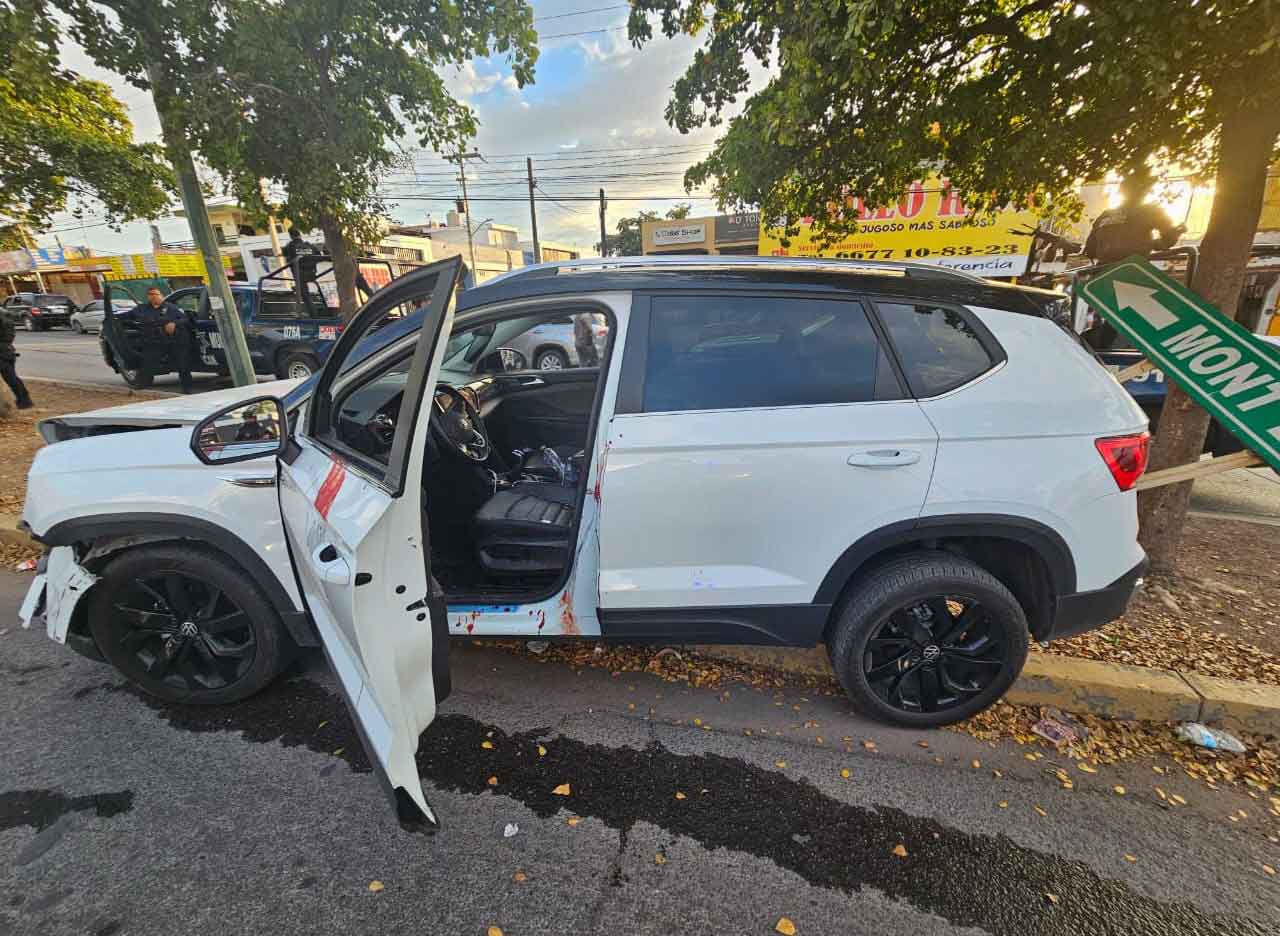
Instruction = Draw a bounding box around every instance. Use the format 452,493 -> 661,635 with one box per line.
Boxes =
1112,280 -> 1178,329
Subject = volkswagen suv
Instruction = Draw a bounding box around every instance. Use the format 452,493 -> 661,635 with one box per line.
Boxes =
20,255 -> 1149,828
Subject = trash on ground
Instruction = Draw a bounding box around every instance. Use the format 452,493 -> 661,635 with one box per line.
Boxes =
1176,722 -> 1247,754
13,558 -> 36,572
525,640 -> 548,654
1032,709 -> 1085,746
503,822 -> 519,838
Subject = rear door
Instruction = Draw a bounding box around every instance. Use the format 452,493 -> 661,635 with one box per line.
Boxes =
276,256 -> 463,828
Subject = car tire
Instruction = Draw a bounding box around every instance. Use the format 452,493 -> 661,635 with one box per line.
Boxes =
826,552 -> 1029,728
120,365 -> 154,389
73,319 -> 86,334
279,351 -> 320,381
88,544 -> 287,705
535,347 -> 569,370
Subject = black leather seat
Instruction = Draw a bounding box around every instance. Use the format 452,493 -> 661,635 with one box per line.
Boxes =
473,481 -> 577,577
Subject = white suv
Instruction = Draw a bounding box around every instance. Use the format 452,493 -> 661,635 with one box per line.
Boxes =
20,255 -> 1149,828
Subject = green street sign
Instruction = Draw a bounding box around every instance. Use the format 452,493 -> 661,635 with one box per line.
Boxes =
1078,256 -> 1280,473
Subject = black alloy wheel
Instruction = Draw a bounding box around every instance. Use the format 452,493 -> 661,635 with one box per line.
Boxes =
828,553 -> 1029,727
108,571 -> 257,691
862,596 -> 1005,714
89,545 -> 286,704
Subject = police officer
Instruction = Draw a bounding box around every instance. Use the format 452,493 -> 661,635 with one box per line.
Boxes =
0,298 -> 34,409
1085,170 -> 1186,265
121,286 -> 194,393
282,226 -> 318,265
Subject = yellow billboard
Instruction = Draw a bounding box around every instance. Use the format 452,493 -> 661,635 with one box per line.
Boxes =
759,179 -> 1043,277
67,251 -> 234,281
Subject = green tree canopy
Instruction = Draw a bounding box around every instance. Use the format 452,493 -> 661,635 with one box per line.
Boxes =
630,0 -> 1280,571
0,1 -> 171,238
601,202 -> 693,255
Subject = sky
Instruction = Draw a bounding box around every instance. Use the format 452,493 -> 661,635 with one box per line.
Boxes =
40,4 -> 736,257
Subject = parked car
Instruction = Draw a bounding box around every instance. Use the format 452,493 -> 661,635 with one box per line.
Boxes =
71,298 -> 109,334
20,255 -> 1149,828
503,312 -> 609,369
99,281 -> 343,388
2,292 -> 77,331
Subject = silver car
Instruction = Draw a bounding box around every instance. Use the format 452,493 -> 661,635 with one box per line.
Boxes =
503,312 -> 609,369
71,299 -> 109,334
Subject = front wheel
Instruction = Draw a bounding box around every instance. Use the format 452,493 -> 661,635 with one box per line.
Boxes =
827,553 -> 1029,727
278,351 -> 320,381
535,347 -> 569,370
88,544 -> 287,705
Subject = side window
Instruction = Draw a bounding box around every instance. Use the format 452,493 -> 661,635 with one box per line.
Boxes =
642,295 -> 895,413
257,288 -> 298,319
235,291 -> 254,321
875,302 -> 996,397
171,291 -> 203,315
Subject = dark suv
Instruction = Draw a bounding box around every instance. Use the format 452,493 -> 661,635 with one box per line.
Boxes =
100,281 -> 343,388
2,292 -> 77,331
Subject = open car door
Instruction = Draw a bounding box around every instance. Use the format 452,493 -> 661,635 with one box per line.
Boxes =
277,256 -> 463,828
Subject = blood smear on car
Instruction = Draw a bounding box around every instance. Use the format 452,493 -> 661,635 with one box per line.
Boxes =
315,458 -> 347,519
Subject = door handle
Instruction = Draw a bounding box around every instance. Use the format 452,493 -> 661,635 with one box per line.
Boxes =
847,449 -> 922,467
311,543 -> 351,585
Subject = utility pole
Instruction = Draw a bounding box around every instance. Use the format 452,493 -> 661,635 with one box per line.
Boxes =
451,149 -> 483,280
599,188 -> 609,258
146,61 -> 255,387
526,157 -> 541,264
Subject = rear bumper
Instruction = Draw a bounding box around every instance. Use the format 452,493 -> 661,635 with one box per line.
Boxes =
1049,556 -> 1148,641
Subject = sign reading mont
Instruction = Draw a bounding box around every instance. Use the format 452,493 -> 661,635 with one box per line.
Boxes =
1079,257 -> 1280,472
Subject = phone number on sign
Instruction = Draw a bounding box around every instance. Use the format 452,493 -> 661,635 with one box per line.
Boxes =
831,243 -> 1021,260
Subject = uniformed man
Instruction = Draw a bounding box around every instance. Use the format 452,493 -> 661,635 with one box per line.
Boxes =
120,286 -> 194,393
0,298 -> 34,409
283,227 -> 318,265
1085,171 -> 1186,265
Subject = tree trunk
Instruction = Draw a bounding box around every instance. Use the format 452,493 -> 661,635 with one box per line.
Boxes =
319,217 -> 360,322
1137,103 -> 1280,572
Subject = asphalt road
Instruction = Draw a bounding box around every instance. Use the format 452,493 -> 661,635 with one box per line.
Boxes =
11,328 -> 236,393
2,571 -> 1277,935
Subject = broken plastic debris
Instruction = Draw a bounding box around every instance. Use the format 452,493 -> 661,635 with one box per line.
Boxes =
503,822 -> 519,838
14,558 -> 36,572
1176,723 -> 1247,754
1031,708 -> 1086,746
526,639 -> 549,654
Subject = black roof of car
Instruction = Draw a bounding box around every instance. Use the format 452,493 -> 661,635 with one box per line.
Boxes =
459,256 -> 1062,318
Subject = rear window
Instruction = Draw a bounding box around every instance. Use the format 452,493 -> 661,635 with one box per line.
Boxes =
875,302 -> 996,397
642,294 -> 899,413
37,295 -> 73,307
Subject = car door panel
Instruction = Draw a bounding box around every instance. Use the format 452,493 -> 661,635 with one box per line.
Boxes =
485,371 -> 598,451
276,256 -> 462,828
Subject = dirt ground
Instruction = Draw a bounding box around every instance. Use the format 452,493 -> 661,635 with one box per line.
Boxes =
1046,514 -> 1280,684
0,382 -> 164,517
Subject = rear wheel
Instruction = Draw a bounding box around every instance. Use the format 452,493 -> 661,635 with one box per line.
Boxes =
535,347 -> 568,370
827,553 -> 1029,727
279,351 -> 320,380
88,545 -> 286,705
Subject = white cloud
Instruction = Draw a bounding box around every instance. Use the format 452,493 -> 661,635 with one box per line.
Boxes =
520,101 -> 531,110
451,61 -> 502,98
576,33 -> 634,67
559,140 -> 580,150
609,128 -> 620,138
632,126 -> 658,139
501,75 -> 520,94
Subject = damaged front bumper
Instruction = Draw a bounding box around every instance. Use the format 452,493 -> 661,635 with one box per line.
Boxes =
18,546 -> 101,658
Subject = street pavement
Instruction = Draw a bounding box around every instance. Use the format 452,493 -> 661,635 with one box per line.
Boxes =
12,329 -> 236,393
1,570 -> 1277,935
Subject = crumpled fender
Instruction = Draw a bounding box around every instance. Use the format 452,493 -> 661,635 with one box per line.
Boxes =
18,546 -> 99,644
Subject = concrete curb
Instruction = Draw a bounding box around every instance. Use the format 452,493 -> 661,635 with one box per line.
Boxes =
694,644 -> 1280,736
0,513 -> 32,549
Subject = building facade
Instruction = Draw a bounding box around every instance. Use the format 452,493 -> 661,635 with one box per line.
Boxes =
641,213 -> 761,256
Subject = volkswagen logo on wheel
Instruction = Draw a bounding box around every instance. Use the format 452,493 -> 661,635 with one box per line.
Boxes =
922,644 -> 942,663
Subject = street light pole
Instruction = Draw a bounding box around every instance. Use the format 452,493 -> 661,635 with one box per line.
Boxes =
452,149 -> 484,279
527,157 -> 541,264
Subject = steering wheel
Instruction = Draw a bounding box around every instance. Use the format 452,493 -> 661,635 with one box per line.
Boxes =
431,386 -> 491,462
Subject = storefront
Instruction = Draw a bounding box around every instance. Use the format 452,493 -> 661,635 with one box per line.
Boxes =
641,212 -> 762,256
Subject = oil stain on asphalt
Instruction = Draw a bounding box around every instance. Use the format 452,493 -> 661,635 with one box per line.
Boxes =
0,789 -> 134,833
92,677 -> 1265,936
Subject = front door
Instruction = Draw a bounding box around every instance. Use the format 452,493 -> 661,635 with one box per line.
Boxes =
277,257 -> 463,828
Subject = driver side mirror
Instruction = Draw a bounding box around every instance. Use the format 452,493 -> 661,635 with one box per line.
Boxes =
191,395 -> 287,465
478,347 -> 528,373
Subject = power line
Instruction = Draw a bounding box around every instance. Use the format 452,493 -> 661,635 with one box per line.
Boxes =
534,5 -> 629,22
539,24 -> 629,41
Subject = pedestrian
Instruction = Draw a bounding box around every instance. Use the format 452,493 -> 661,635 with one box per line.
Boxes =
0,297 -> 35,409
573,313 -> 599,367
120,286 -> 194,393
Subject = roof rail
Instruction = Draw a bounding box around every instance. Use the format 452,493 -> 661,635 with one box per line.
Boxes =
476,254 -> 986,289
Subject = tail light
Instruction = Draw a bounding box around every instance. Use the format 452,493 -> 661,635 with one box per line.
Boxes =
1095,432 -> 1150,491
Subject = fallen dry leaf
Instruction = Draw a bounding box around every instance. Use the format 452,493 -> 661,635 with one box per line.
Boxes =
1033,805 -> 1047,817
998,801 -> 1009,809
654,854 -> 667,865
675,791 -> 687,800
1263,864 -> 1276,876
368,881 -> 385,893
1113,785 -> 1126,795
1171,793 -> 1187,806
892,844 -> 908,858
916,740 -> 929,748
567,816 -> 581,827
863,741 -> 877,751
487,776 -> 498,787
513,871 -> 527,882
488,928 -> 504,936
1078,763 -> 1098,774
538,745 -> 547,756
775,761 -> 787,769
481,740 -> 494,750
1124,854 -> 1137,863
775,917 -> 797,936
840,768 -> 851,779
552,783 -> 571,796
971,760 -> 981,769
1046,893 -> 1060,906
